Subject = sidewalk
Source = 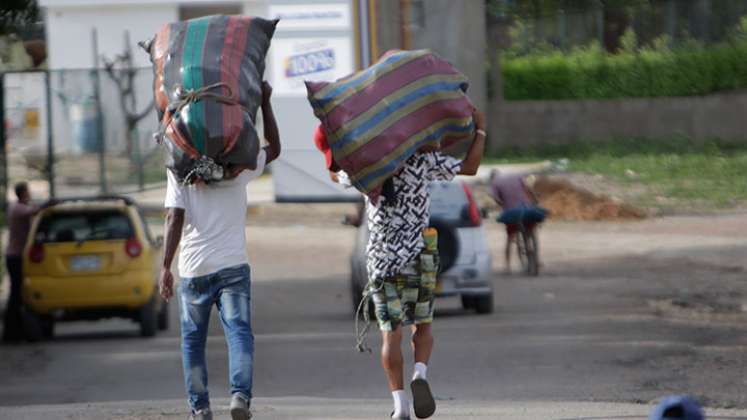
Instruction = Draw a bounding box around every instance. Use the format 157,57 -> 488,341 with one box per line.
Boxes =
13,161 -> 560,213
124,161 -> 558,211
1,397 -> 745,420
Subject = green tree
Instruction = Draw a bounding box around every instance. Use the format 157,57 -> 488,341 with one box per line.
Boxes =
0,0 -> 39,37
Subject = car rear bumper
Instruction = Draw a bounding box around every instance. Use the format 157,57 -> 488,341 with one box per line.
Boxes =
436,251 -> 493,297
22,271 -> 155,314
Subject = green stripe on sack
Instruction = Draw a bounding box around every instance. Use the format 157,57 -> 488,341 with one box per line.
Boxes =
334,91 -> 464,160
356,127 -> 473,193
332,73 -> 466,152
352,116 -> 473,183
183,18 -> 210,155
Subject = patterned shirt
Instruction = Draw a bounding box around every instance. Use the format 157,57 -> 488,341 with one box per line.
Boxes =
366,151 -> 462,281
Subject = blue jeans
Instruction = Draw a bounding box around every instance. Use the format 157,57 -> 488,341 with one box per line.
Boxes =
178,264 -> 254,411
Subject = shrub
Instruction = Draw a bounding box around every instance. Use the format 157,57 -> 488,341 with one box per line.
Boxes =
502,38 -> 747,100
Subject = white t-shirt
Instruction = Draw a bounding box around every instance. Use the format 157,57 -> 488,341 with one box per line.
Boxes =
164,150 -> 266,278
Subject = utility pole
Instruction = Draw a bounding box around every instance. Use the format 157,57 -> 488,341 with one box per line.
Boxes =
92,28 -> 108,194
44,71 -> 55,198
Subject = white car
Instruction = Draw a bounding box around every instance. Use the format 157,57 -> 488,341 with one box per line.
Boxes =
349,181 -> 494,315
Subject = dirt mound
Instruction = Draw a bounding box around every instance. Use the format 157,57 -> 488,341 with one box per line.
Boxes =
532,176 -> 647,220
472,174 -> 647,221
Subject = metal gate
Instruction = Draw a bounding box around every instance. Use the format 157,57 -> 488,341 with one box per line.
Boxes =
1,66 -> 162,210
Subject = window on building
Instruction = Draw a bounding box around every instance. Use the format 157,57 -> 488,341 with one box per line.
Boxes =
410,0 -> 426,30
179,3 -> 243,21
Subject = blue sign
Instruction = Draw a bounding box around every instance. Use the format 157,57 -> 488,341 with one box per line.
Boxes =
285,49 -> 336,78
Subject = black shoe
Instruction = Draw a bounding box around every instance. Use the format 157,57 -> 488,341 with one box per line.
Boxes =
410,378 -> 436,419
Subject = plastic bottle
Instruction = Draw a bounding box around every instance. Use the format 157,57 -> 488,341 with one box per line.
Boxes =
423,227 -> 438,252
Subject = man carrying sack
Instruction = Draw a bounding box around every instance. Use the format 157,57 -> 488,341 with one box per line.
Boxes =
309,49 -> 487,419
318,110 -> 486,418
367,111 -> 485,419
145,15 -> 278,420
159,81 -> 280,420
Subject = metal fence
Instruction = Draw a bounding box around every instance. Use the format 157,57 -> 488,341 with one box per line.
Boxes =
489,0 -> 747,53
1,67 -> 163,206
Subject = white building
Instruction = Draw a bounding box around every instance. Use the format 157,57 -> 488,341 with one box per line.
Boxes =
42,0 -> 271,69
39,0 -> 365,200
38,0 -> 486,201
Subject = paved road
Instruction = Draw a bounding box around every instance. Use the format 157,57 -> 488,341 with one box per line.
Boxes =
2,211 -> 747,419
5,398 -> 747,420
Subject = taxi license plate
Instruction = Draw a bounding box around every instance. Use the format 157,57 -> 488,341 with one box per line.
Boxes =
70,255 -> 102,272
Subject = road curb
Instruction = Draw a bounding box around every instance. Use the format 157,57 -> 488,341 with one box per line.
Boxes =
2,397 -> 747,420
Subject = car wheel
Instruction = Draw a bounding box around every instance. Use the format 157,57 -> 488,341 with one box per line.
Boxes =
21,308 -> 44,342
429,220 -> 459,275
157,300 -> 169,331
139,299 -> 158,337
475,293 -> 494,314
461,295 -> 476,310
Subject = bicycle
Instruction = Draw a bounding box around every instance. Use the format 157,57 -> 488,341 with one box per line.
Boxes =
498,206 -> 546,277
514,218 -> 539,276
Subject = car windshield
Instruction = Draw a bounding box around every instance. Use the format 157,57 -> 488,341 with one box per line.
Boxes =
34,211 -> 134,243
429,182 -> 467,222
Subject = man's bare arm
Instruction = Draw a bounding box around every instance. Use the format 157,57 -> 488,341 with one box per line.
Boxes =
16,199 -> 61,220
261,82 -> 281,165
458,110 -> 486,176
159,207 -> 184,300
162,208 -> 184,269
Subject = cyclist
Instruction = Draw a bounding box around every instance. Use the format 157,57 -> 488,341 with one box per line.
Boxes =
490,170 -> 545,274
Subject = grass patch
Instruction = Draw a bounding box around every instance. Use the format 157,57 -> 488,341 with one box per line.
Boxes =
487,137 -> 747,210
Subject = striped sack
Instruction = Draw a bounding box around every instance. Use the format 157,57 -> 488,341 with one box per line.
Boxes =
142,15 -> 277,183
305,49 -> 475,197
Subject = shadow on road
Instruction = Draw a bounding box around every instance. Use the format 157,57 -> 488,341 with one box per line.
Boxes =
557,417 -> 747,420
48,330 -> 144,343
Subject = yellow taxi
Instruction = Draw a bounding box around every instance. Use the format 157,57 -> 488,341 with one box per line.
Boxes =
21,196 -> 167,340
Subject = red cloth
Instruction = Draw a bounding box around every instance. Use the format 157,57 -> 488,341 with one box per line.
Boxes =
313,125 -> 335,170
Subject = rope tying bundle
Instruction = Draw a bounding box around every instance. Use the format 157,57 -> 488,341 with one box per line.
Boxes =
155,82 -> 250,145
169,82 -> 248,115
354,278 -> 386,353
181,156 -> 224,185
153,82 -> 255,184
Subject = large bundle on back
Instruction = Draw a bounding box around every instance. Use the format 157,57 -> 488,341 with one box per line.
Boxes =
306,50 -> 475,198
142,15 -> 278,183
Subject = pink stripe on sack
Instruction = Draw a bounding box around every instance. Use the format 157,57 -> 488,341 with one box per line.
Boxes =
337,96 -> 473,173
153,24 -> 171,114
324,57 -> 460,133
220,17 -> 250,153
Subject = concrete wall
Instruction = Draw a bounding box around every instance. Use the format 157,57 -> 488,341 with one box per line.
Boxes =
40,1 -> 268,153
411,0 -> 486,113
489,90 -> 747,150
41,0 -> 268,69
44,4 -> 177,69
375,0 -> 487,113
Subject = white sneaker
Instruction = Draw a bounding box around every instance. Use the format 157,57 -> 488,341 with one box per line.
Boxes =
391,410 -> 411,419
230,393 -> 252,420
190,408 -> 213,420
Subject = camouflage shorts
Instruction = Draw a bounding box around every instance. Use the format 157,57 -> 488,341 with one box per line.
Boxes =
370,251 -> 439,331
